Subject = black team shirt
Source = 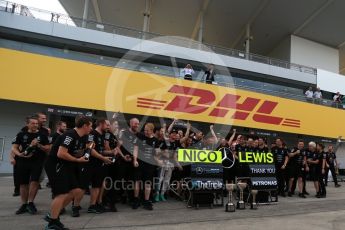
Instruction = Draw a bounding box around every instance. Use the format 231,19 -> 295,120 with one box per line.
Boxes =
271,147 -> 289,167
89,129 -> 105,166
12,129 -> 49,161
137,135 -> 159,165
119,129 -> 139,156
318,151 -> 327,170
327,152 -> 337,166
191,137 -> 204,150
49,129 -> 86,164
51,132 -> 62,145
104,132 -> 118,150
306,150 -> 319,169
289,147 -> 306,168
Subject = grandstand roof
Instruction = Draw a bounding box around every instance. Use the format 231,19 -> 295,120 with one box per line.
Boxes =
59,0 -> 345,56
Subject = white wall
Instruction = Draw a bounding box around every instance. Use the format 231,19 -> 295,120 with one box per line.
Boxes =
0,100 -> 47,174
317,69 -> 345,95
291,35 -> 339,73
339,45 -> 345,75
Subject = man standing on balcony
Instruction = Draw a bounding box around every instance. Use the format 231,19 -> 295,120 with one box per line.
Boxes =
313,87 -> 322,104
305,86 -> 314,103
204,65 -> 216,84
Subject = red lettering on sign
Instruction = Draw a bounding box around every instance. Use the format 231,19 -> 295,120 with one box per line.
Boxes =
137,85 -> 300,129
217,94 -> 260,111
164,85 -> 215,114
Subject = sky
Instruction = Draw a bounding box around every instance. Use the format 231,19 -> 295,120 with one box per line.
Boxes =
8,0 -> 75,25
10,0 -> 68,14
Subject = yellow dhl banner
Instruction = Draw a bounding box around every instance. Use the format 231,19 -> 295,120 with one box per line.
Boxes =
1,48 -> 345,138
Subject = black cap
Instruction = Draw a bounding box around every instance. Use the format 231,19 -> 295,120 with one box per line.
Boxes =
170,129 -> 178,134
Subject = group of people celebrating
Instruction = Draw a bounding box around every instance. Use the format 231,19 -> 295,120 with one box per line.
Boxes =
10,112 -> 341,230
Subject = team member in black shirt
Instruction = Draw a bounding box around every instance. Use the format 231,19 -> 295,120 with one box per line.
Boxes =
12,116 -> 50,215
235,135 -> 249,178
87,119 -> 114,214
246,137 -> 256,152
20,113 -> 51,188
271,138 -> 289,197
51,121 -> 67,144
317,143 -> 327,198
117,118 -> 141,203
306,142 -> 321,198
47,121 -> 67,189
191,130 -> 205,150
132,123 -> 160,210
165,123 -> 190,197
22,112 -> 50,137
325,145 -> 341,187
44,116 -> 92,230
102,120 -> 121,211
287,140 -> 307,198
219,129 -> 236,184
256,138 -> 269,153
10,148 -> 20,196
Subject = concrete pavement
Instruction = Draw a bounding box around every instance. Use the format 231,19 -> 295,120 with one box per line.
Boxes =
0,176 -> 344,230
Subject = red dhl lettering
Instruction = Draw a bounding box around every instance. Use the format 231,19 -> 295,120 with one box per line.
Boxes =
136,85 -> 301,128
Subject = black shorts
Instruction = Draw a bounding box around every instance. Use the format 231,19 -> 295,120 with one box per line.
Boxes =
289,164 -> 304,178
223,167 -> 236,184
236,163 -> 250,178
77,163 -> 91,190
133,161 -> 156,184
17,157 -> 44,185
87,163 -> 107,188
172,164 -> 191,181
308,166 -> 320,181
114,159 -> 132,181
45,158 -> 80,196
184,74 -> 192,80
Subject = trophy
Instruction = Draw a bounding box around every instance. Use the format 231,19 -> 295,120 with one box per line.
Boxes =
250,190 -> 258,210
237,182 -> 247,210
225,183 -> 236,212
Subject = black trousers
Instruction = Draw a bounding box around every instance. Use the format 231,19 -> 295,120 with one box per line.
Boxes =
114,160 -> 134,201
13,162 -> 20,192
319,173 -> 326,196
325,165 -> 338,186
276,167 -> 286,194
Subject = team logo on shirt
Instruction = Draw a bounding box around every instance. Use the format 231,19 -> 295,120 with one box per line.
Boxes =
64,136 -> 73,145
88,135 -> 94,142
136,85 -> 301,128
